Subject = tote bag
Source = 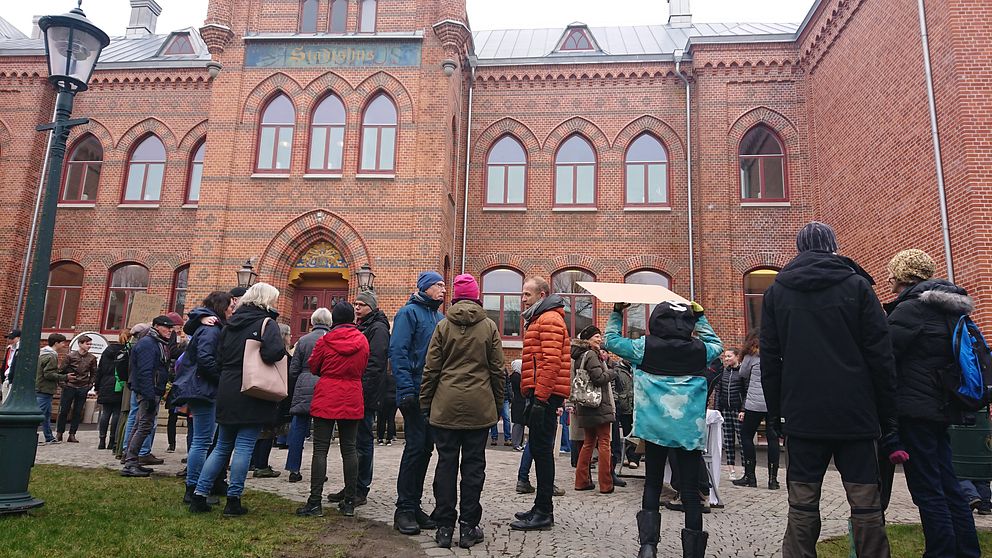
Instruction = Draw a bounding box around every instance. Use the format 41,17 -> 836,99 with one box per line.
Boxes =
569,351 -> 602,408
241,317 -> 289,402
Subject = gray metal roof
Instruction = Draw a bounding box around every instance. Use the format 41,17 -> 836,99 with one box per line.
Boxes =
0,16 -> 28,40
0,27 -> 211,69
473,22 -> 799,64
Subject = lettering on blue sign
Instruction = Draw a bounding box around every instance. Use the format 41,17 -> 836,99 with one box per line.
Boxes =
245,42 -> 422,68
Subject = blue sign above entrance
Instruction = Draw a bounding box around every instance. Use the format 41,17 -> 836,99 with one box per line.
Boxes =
245,41 -> 422,69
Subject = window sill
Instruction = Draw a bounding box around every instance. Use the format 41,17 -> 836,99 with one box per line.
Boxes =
740,201 -> 791,207
181,203 -> 199,209
251,173 -> 290,179
501,340 -> 523,349
624,206 -> 672,212
117,203 -> 160,209
57,203 -> 96,209
552,207 -> 597,212
356,173 -> 395,179
482,206 -> 526,212
303,173 -> 342,179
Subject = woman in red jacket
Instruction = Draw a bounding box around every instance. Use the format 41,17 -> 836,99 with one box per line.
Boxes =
296,302 -> 370,518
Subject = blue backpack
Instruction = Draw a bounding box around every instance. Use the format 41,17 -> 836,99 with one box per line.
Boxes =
945,315 -> 992,412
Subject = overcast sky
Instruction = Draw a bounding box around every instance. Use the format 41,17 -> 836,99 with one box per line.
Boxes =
3,0 -> 814,37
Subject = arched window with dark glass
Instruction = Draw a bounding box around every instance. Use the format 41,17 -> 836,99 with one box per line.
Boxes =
552,269 -> 595,336
308,94 -> 346,173
359,0 -> 377,33
299,0 -> 318,33
62,135 -> 102,203
624,270 -> 672,339
123,135 -> 166,202
625,133 -> 668,206
740,126 -> 786,200
554,135 -> 596,207
43,262 -> 84,330
171,265 -> 190,316
485,135 -> 526,206
482,268 -> 524,339
359,93 -> 397,173
185,140 -> 205,204
104,264 -> 150,331
744,268 -> 779,332
329,0 -> 347,33
256,94 -> 295,173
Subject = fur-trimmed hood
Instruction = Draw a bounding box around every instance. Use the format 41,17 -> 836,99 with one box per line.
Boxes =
897,278 -> 973,315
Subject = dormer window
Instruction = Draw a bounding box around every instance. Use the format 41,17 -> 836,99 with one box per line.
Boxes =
162,33 -> 195,55
561,28 -> 593,51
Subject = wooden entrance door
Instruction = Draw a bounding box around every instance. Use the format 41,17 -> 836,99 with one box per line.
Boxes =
292,288 -> 348,342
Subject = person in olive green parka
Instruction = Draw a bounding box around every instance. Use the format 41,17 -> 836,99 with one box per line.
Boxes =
36,333 -> 69,444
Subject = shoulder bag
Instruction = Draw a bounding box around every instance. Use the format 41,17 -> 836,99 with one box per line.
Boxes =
241,317 -> 289,401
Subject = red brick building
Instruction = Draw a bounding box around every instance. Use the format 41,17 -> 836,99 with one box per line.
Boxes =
0,0 -> 986,353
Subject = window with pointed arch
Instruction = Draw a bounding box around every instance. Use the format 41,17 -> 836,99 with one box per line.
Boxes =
329,0 -> 347,33
740,126 -> 787,201
744,267 -> 779,332
185,140 -> 205,204
62,135 -> 102,203
308,94 -> 345,174
43,262 -> 84,331
552,269 -> 595,336
299,0 -> 318,33
482,268 -> 524,339
625,133 -> 669,207
485,135 -> 526,207
624,270 -> 672,339
560,28 -> 593,51
171,265 -> 190,316
256,94 -> 295,173
103,264 -> 149,331
123,135 -> 166,202
554,135 -> 596,207
359,0 -> 377,33
359,93 -> 397,174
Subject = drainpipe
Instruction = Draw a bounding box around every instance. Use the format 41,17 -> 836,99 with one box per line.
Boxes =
917,0 -> 954,282
674,49 -> 696,300
459,64 -> 475,274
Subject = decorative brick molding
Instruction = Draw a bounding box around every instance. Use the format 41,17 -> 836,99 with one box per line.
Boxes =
543,116 -> 610,151
799,0 -> 863,75
732,252 -> 791,275
472,117 -> 541,161
66,119 -> 116,155
613,114 -> 686,160
178,120 -> 210,153
619,254 -> 683,280
241,73 -> 306,125
353,72 -> 416,124
116,117 -> 178,152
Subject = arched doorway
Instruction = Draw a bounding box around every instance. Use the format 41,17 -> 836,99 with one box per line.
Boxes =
289,241 -> 350,342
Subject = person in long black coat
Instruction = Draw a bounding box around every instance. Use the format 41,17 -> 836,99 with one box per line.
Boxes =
94,333 -> 128,450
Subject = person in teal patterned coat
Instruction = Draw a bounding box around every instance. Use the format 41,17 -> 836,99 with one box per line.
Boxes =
604,300 -> 722,558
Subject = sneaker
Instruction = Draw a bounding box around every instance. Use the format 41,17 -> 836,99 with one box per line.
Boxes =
252,467 -> 281,478
377,440 -> 384,446
515,480 -> 535,494
166,446 -> 176,453
296,500 -> 324,517
120,466 -> 150,477
435,526 -> 453,548
288,472 -> 303,483
338,499 -> 355,517
458,524 -> 485,549
385,440 -> 392,446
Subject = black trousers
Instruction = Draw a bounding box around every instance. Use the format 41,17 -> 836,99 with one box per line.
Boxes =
432,427 -> 489,528
643,442 -> 703,531
99,401 -> 122,442
56,385 -> 89,435
618,413 -> 640,464
528,395 -> 564,514
741,410 -> 780,467
377,401 -> 397,441
670,450 -> 710,494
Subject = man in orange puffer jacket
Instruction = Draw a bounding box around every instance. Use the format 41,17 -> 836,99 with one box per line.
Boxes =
510,276 -> 570,532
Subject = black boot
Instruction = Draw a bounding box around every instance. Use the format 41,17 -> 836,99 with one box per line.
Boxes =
768,463 -> 780,490
732,459 -> 757,487
223,496 -> 249,517
394,509 -> 420,535
296,498 -> 323,517
636,509 -> 660,558
415,508 -> 437,530
458,522 -> 485,549
338,498 -> 355,517
509,509 -> 554,531
612,458 -> 628,488
681,528 -> 708,558
188,494 -> 212,513
435,526 -> 453,548
98,437 -> 106,450
183,484 -> 195,504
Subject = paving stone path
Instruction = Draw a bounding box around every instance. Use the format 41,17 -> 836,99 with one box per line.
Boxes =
34,428 -> 992,557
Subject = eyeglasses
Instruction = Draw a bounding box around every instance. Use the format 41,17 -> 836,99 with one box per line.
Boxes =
432,281 -> 446,288
353,301 -> 369,308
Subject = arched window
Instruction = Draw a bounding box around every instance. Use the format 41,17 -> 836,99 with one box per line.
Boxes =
552,269 -> 595,336
359,0 -> 377,33
329,0 -> 347,33
482,268 -> 524,339
308,94 -> 346,173
171,265 -> 190,316
256,94 -> 295,173
554,135 -> 596,207
62,135 -> 102,203
43,262 -> 84,330
624,270 -> 672,339
359,93 -> 397,174
185,140 -> 205,204
123,135 -> 166,202
625,133 -> 668,206
485,135 -> 526,206
104,264 -> 150,331
740,126 -> 786,200
560,28 -> 593,51
744,268 -> 779,332
299,0 -> 318,33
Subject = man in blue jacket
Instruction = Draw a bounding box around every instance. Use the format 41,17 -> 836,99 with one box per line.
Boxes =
121,315 -> 174,477
390,271 -> 445,535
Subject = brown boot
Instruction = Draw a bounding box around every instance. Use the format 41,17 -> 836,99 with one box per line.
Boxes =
56,432 -> 64,442
68,434 -> 80,443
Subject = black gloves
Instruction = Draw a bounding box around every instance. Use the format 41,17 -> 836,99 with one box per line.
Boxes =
527,399 -> 547,431
399,395 -> 419,417
613,302 -> 631,313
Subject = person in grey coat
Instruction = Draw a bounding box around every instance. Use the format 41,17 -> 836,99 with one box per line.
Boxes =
285,307 -> 332,482
733,332 -> 780,490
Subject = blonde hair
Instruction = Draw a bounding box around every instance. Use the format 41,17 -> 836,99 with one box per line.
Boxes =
236,282 -> 280,312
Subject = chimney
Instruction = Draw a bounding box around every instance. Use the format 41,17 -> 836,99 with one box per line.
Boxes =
126,0 -> 163,37
31,15 -> 42,39
668,0 -> 692,27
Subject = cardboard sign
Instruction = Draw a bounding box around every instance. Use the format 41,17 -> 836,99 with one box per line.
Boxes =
128,293 -> 165,328
576,281 -> 690,305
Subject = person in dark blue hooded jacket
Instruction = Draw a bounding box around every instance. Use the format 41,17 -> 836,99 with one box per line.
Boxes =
389,270 -> 445,535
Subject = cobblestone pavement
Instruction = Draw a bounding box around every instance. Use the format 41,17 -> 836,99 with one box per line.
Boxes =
34,428 -> 992,557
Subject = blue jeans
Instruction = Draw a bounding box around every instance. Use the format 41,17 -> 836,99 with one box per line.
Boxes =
37,393 -> 54,442
901,418 -> 981,558
185,400 -> 216,488
195,423 -> 261,498
490,401 -> 511,441
122,391 -> 154,456
357,410 -> 375,496
560,413 -> 571,453
395,405 -> 433,512
960,480 -> 992,511
517,441 -> 533,482
285,414 -> 311,473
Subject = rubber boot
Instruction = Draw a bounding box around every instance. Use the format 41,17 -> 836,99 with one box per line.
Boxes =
732,459 -> 757,487
636,509 -> 660,558
768,463 -> 780,490
681,528 -> 708,558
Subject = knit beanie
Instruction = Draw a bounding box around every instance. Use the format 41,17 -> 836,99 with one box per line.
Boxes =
417,270 -> 444,292
578,325 -> 602,340
888,249 -> 936,284
332,301 -> 355,325
229,286 -> 247,298
796,221 -> 838,253
356,290 -> 378,310
452,274 -> 480,302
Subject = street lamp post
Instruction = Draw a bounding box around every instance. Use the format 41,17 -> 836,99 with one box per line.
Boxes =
0,2 -> 108,515
356,264 -> 376,292
236,259 -> 259,289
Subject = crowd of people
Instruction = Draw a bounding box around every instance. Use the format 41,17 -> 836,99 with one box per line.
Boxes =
7,220 -> 989,557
